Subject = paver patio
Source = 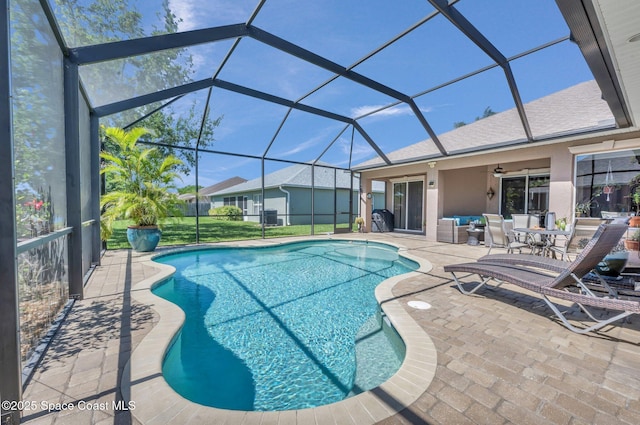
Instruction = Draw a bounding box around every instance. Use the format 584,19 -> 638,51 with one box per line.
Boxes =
21,233 -> 640,425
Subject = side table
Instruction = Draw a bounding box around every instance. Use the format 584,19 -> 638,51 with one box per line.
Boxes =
466,227 -> 485,246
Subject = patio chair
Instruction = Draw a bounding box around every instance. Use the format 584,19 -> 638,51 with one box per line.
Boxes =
511,213 -> 527,243
547,218 -> 607,261
511,213 -> 537,238
511,213 -> 546,254
444,222 -> 640,334
477,216 -> 629,277
483,213 -> 529,255
477,216 -> 630,286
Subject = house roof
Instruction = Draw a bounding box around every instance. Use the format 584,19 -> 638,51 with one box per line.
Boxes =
178,176 -> 248,200
355,80 -> 615,169
214,163 -> 357,196
200,176 -> 248,196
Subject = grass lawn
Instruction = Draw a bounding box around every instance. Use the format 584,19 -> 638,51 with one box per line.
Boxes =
105,217 -> 355,249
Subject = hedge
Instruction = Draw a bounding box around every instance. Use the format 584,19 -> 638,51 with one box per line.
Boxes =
209,205 -> 243,221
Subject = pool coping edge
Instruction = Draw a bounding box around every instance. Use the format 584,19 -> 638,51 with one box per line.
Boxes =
126,237 -> 438,425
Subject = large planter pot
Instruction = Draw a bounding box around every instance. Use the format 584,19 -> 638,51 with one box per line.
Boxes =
629,216 -> 640,227
624,239 -> 639,251
596,251 -> 629,277
127,226 -> 162,252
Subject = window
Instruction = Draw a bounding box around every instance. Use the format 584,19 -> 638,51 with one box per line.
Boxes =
500,174 -> 550,219
253,194 -> 262,216
576,150 -> 640,217
223,196 -> 247,215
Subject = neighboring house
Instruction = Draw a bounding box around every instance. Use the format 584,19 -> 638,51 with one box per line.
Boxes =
355,80 -> 640,239
211,164 -> 384,225
178,176 -> 248,203
178,176 -> 247,216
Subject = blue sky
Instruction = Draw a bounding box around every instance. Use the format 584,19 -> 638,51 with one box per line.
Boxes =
97,0 -> 596,188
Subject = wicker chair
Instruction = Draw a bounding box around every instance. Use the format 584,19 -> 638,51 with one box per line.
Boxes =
444,222 -> 640,334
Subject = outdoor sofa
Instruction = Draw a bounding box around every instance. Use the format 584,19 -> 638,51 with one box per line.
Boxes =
436,215 -> 484,244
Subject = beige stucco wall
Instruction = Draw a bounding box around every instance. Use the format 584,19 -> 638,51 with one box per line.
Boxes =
359,130 -> 640,241
440,166 -> 488,217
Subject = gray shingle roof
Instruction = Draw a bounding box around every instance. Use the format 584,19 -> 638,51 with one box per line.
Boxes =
356,80 -> 615,168
200,176 -> 248,196
178,176 -> 248,200
214,163 -> 356,195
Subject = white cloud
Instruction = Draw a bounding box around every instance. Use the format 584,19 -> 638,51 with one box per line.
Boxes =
333,137 -> 368,156
351,104 -> 406,118
271,125 -> 342,158
316,137 -> 377,167
169,0 -> 252,32
351,104 -> 433,119
169,0 -> 198,31
274,137 -> 321,157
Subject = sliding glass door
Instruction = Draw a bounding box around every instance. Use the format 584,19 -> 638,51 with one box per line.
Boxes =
393,183 -> 407,229
501,177 -> 526,218
393,180 -> 424,231
500,174 -> 549,219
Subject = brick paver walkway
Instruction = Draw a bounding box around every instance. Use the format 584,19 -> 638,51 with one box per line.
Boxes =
21,234 -> 640,424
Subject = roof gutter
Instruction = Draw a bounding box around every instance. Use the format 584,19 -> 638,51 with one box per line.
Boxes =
353,125 -> 638,174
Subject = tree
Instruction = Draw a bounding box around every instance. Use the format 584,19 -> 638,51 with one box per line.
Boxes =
11,1 -> 69,237
178,185 -> 204,195
135,105 -> 223,174
54,0 -> 222,171
477,106 -> 496,120
452,106 -> 497,129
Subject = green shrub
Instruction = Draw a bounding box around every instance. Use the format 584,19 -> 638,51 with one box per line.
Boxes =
209,205 -> 243,221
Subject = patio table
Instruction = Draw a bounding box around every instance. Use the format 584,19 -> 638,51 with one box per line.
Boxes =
513,227 -> 571,256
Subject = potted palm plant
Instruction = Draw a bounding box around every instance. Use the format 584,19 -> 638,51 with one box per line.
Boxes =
100,126 -> 184,252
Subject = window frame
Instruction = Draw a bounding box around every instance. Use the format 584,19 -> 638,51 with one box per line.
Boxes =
498,172 -> 550,219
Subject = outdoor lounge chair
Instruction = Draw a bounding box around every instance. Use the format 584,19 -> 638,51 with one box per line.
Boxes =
444,222 -> 640,334
477,253 -> 568,273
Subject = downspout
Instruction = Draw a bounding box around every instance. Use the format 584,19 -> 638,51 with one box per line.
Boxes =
278,186 -> 290,226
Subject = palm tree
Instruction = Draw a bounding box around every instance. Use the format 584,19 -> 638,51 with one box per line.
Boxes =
100,126 -> 184,247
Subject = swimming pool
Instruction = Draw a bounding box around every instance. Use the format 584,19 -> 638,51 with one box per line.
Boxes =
152,240 -> 418,411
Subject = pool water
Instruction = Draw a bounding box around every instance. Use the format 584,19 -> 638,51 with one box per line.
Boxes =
152,240 -> 417,411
